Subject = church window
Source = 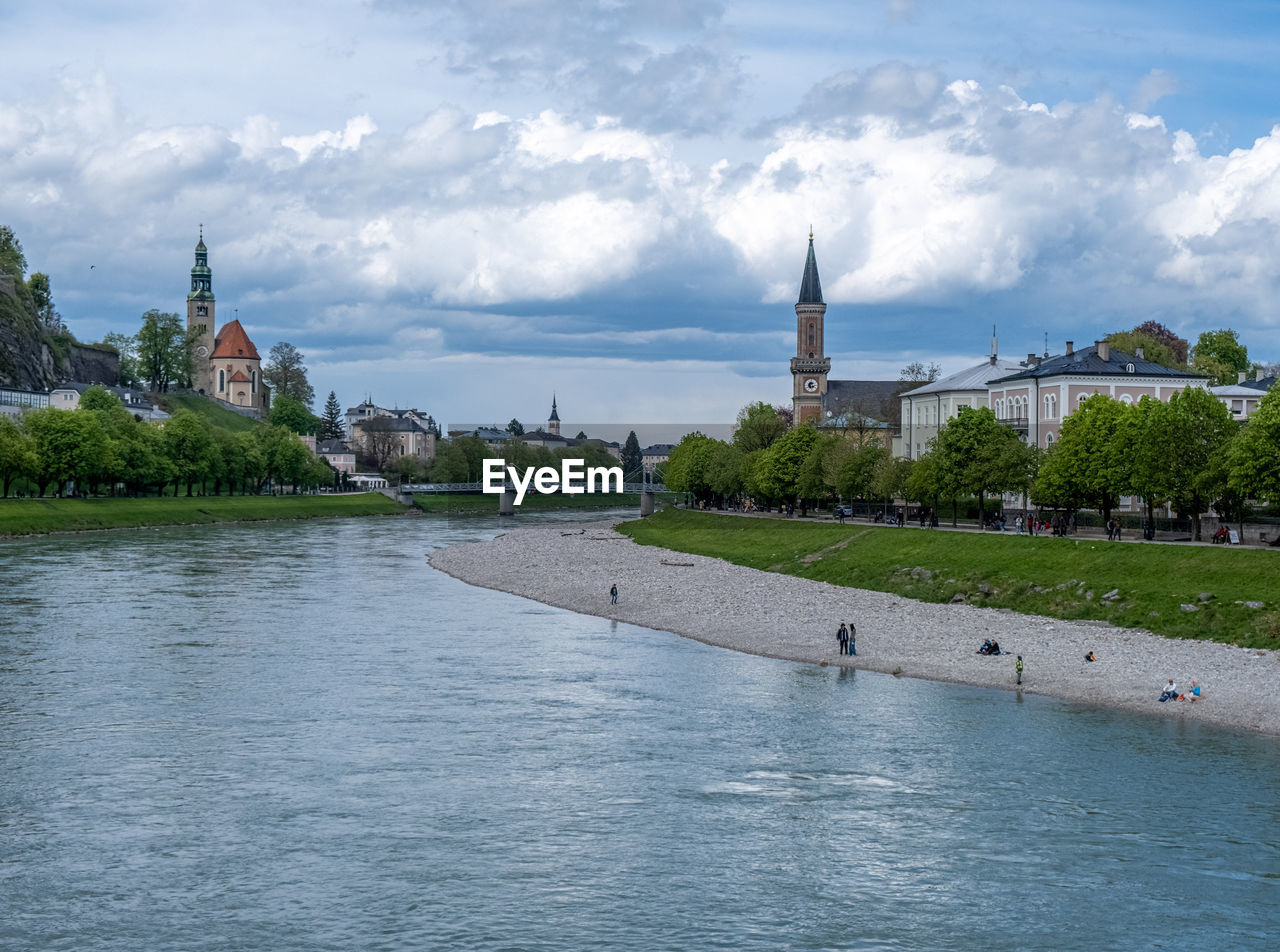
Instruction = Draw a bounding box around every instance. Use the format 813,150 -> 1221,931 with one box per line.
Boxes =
1046,432 -> 1055,448
807,322 -> 815,347
218,369 -> 225,392
251,370 -> 257,394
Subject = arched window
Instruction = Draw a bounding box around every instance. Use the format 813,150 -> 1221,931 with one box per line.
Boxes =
1078,393 -> 1088,406
807,322 -> 815,347
218,369 -> 225,392
251,370 -> 257,394
1044,394 -> 1056,420
1045,431 -> 1055,448
1120,393 -> 1133,405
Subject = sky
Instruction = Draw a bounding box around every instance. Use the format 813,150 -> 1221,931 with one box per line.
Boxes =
4,0 -> 1280,427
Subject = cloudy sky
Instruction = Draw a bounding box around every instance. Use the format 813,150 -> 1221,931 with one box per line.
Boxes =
4,0 -> 1280,426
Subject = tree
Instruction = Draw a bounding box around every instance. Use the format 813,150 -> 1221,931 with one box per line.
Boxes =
27,272 -> 61,329
0,416 -> 34,497
664,432 -> 722,505
100,332 -> 141,388
1033,395 -> 1128,522
753,424 -> 818,510
1132,321 -> 1189,364
620,431 -> 643,479
263,342 -> 315,408
360,417 -> 403,470
136,309 -> 192,392
899,361 -> 942,384
1146,387 -> 1236,540
269,394 -> 320,435
733,402 -> 788,452
506,418 -> 525,437
427,439 -> 470,482
23,408 -> 109,497
706,441 -> 746,501
1190,329 -> 1250,386
575,430 -> 588,440
1229,386 -> 1280,505
1107,322 -> 1188,368
0,224 -> 27,276
162,409 -> 216,496
319,391 -> 344,441
932,407 -> 1034,525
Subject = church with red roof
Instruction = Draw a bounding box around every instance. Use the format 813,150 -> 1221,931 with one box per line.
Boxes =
185,232 -> 271,414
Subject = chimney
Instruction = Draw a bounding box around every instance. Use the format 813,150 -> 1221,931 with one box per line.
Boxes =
1096,340 -> 1110,361
1065,341 -> 1074,356
1238,370 -> 1247,384
1136,347 -> 1144,360
1027,352 -> 1035,367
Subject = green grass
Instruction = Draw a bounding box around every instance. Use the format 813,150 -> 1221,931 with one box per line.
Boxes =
618,509 -> 1280,648
0,493 -> 407,536
155,392 -> 262,432
413,492 -> 678,514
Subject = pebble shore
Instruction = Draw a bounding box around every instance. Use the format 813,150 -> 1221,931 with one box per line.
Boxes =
430,521 -> 1280,736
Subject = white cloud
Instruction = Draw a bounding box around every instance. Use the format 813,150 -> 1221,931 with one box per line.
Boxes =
282,114 -> 377,162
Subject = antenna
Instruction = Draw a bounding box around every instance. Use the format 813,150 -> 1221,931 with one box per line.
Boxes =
1044,331 -> 1049,358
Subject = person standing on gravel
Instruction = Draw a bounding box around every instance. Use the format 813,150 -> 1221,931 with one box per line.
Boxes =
836,622 -> 848,655
848,622 -> 856,656
610,583 -> 618,605
1015,655 -> 1024,685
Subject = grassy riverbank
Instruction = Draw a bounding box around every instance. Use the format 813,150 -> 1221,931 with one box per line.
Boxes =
618,509 -> 1280,648
413,492 -> 678,514
0,493 -> 407,537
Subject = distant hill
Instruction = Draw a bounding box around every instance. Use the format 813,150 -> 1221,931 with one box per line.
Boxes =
0,228 -> 119,391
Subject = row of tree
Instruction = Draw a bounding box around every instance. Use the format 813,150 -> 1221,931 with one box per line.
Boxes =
0,387 -> 336,497
664,387 -> 1280,540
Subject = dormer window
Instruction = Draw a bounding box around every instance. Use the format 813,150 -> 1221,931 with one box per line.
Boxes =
1125,362 -> 1136,373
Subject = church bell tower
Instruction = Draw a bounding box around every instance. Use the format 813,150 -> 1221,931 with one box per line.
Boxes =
791,230 -> 830,424
187,228 -> 216,395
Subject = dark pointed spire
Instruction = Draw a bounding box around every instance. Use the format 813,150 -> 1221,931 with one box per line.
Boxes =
548,394 -> 560,422
798,229 -> 823,305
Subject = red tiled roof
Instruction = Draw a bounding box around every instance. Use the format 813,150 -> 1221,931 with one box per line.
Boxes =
210,319 -> 261,360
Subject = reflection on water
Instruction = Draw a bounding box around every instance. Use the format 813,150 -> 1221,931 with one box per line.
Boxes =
1,511 -> 1278,951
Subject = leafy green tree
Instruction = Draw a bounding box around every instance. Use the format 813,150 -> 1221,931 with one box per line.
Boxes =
706,441 -> 746,501
1190,329 -> 1250,386
753,424 -> 818,510
26,272 -> 61,329
733,402 -> 788,452
1033,395 -> 1128,522
0,416 -> 34,496
116,423 -> 172,496
1146,387 -> 1236,540
1107,323 -> 1188,369
263,342 -> 315,408
136,309 -> 192,392
933,406 -> 1033,524
23,408 -> 109,497
664,432 -> 722,505
1229,387 -> 1280,505
620,431 -> 643,479
0,224 -> 27,275
100,332 -> 141,388
797,433 -> 838,507
319,390 -> 344,441
831,441 -> 887,504
872,454 -> 912,510
506,418 -> 525,437
232,430 -> 267,494
427,439 -> 470,483
452,435 -> 493,482
1115,396 -> 1167,530
162,409 -> 216,496
269,393 -> 320,435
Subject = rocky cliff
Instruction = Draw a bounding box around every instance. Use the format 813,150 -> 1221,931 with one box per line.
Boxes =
0,270 -> 118,391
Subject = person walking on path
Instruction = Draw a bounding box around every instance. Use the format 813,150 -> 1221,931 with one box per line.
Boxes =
848,622 -> 857,656
610,583 -> 618,605
837,622 -> 848,655
1015,655 -> 1024,685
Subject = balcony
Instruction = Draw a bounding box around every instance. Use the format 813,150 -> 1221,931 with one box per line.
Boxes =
999,416 -> 1029,435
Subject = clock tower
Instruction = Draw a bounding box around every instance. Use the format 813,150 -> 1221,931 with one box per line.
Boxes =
790,231 -> 830,424
187,229 -> 216,396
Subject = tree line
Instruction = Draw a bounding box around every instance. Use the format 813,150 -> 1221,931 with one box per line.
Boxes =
664,387 -> 1280,540
0,387 -> 336,498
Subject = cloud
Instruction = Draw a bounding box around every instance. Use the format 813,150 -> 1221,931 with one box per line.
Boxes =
1132,68 -> 1178,112
281,114 -> 377,162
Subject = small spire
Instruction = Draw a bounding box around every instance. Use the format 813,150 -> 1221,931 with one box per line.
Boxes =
809,224 -> 813,240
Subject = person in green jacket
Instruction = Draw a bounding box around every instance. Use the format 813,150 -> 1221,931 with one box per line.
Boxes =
1015,655 -> 1024,685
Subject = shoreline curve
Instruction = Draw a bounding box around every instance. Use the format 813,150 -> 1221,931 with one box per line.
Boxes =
429,520 -> 1280,737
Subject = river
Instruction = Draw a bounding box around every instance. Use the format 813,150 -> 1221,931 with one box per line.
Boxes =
2,512 -> 1277,950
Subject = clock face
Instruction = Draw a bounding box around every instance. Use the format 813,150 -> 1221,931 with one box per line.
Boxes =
195,345 -> 209,358
804,377 -> 818,393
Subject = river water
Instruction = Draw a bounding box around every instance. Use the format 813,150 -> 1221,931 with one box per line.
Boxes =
2,512 -> 1277,950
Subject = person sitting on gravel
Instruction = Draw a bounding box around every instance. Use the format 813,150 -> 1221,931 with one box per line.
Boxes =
1183,681 -> 1202,701
1159,679 -> 1179,702
978,639 -> 993,655
1085,651 -> 1098,662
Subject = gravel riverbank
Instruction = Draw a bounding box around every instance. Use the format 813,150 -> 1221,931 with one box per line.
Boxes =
429,521 -> 1280,736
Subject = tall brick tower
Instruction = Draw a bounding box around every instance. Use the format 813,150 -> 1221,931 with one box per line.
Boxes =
790,230 -> 830,424
187,229 -> 216,395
